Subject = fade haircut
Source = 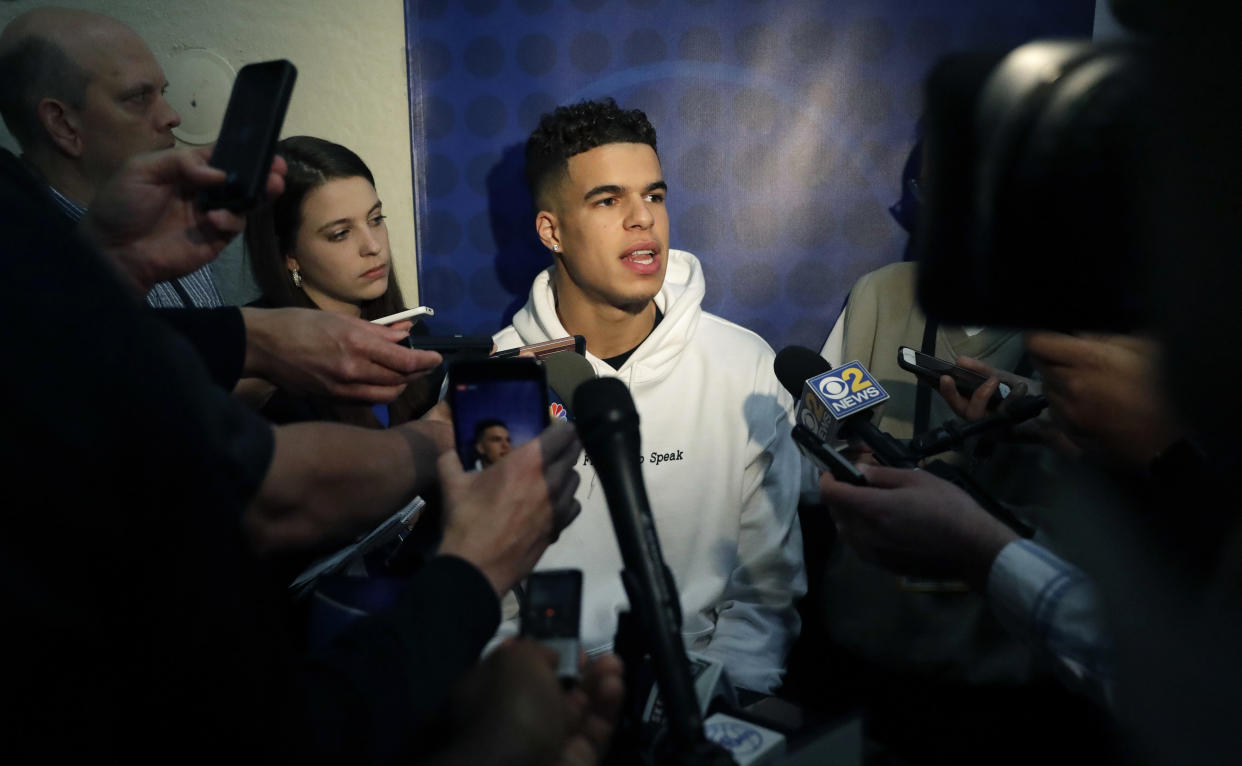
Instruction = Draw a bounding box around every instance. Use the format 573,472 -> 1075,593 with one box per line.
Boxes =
525,97 -> 657,211
0,35 -> 91,149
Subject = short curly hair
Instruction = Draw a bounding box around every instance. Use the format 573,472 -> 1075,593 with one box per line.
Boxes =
525,97 -> 657,210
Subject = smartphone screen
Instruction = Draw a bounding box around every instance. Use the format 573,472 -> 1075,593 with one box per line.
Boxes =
521,569 -> 582,683
448,359 -> 549,470
199,60 -> 297,210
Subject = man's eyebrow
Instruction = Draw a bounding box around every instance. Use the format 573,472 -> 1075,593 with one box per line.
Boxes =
645,181 -> 668,194
583,184 -> 623,201
118,82 -> 157,100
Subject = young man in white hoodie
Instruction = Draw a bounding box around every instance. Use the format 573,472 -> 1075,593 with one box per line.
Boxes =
493,98 -> 806,694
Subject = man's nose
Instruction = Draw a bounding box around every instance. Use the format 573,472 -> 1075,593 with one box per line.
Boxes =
158,96 -> 181,130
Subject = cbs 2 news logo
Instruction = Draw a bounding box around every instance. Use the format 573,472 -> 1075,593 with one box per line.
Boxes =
806,361 -> 889,420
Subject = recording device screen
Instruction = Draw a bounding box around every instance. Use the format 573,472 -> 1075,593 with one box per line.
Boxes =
522,570 -> 582,640
449,360 -> 549,471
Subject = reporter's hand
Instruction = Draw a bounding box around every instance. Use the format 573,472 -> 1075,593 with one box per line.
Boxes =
398,406 -> 455,463
932,354 -> 1085,457
936,355 -> 1032,422
437,421 -> 582,595
560,652 -> 625,766
240,307 -> 442,403
80,146 -> 285,294
819,464 -> 1017,588
1025,331 -> 1183,467
434,641 -> 623,766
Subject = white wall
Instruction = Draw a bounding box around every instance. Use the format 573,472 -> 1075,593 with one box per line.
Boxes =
0,0 -> 419,304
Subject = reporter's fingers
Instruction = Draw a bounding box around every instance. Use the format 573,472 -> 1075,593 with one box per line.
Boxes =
170,146 -> 232,190
1024,330 -> 1088,367
582,654 -> 624,707
511,637 -> 561,670
570,654 -> 625,762
554,465 -> 581,508
361,331 -> 443,376
558,736 -> 597,766
539,420 -> 582,467
819,463 -> 921,507
422,399 -> 453,424
552,501 -> 582,543
965,377 -> 999,421
203,207 -> 247,235
436,448 -> 467,492
330,382 -> 409,404
265,154 -> 287,199
938,374 -> 971,415
856,463 -> 930,489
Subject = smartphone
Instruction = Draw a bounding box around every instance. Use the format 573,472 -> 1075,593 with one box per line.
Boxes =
447,358 -> 550,470
198,59 -> 297,211
792,425 -> 868,486
401,334 -> 493,360
521,569 -> 583,684
491,335 -> 586,360
371,306 -> 434,325
897,346 -> 1010,409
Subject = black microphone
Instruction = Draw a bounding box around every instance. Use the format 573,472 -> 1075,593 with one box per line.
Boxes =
572,378 -> 727,761
908,394 -> 1049,458
773,346 -> 918,468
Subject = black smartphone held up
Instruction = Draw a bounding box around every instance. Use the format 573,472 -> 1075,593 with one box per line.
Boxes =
520,569 -> 583,684
447,358 -> 550,470
792,424 -> 868,486
198,59 -> 297,211
897,346 -> 1010,410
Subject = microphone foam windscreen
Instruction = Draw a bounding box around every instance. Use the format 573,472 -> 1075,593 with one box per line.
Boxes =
572,377 -> 638,442
773,346 -> 832,398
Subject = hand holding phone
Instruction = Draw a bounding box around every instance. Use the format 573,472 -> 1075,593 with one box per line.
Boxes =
898,347 -> 1010,410
793,425 -> 868,486
198,60 -> 297,211
447,359 -> 550,470
371,306 -> 434,325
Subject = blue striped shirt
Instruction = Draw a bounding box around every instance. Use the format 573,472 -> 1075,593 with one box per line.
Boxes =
988,539 -> 1114,707
47,184 -> 223,309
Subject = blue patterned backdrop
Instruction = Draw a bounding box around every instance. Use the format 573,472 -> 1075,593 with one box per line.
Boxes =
405,0 -> 1092,350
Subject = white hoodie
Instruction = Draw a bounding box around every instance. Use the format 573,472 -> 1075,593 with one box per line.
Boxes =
493,250 -> 806,693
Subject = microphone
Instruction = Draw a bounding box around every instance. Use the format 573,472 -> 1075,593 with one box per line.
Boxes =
908,394 -> 1049,458
572,378 -> 728,763
775,347 -> 1037,538
542,348 -> 595,419
773,346 -> 918,468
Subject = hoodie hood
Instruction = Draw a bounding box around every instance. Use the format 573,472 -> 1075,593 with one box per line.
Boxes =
505,249 -> 705,387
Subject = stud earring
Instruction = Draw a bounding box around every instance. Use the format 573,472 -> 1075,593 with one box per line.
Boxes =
552,244 -> 560,252
291,268 -> 303,287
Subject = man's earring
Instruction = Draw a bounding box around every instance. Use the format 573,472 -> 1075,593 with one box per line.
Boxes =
291,268 -> 303,287
552,244 -> 560,252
